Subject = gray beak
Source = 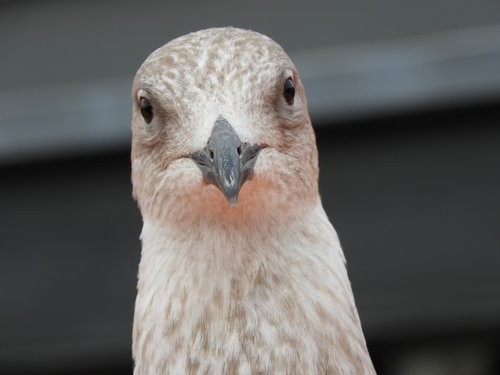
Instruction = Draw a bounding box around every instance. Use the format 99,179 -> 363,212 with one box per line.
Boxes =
191,116 -> 262,206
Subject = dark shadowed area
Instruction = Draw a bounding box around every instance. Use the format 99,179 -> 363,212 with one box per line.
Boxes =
1,1 -> 500,374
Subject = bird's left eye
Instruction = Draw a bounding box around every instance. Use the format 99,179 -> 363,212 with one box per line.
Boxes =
283,77 -> 295,105
140,97 -> 153,124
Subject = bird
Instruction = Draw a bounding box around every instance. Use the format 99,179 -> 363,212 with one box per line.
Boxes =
130,27 -> 376,375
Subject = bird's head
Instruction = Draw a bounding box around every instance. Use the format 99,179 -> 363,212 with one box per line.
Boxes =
131,28 -> 319,229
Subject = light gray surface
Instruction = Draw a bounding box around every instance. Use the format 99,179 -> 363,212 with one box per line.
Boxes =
2,0 -> 500,163
2,0 -> 500,89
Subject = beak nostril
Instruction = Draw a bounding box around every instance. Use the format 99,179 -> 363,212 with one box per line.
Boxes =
209,150 -> 214,160
237,145 -> 242,156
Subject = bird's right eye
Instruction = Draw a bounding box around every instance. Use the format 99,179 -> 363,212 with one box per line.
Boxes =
140,97 -> 153,124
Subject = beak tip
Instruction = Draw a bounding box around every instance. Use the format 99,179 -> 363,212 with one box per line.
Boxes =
227,196 -> 238,207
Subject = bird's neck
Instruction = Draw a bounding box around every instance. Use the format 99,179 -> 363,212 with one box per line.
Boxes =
135,200 -> 332,302
133,200 -> 374,374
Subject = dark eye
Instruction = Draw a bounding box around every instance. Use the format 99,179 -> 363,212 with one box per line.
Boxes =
283,77 -> 295,105
139,97 -> 153,124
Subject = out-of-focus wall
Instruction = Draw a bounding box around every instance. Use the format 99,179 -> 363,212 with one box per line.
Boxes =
2,0 -> 500,162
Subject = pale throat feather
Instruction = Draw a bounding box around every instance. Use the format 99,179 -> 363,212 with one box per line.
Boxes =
133,201 -> 373,374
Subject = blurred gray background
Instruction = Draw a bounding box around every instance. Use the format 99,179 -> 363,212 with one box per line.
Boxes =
1,1 -> 499,374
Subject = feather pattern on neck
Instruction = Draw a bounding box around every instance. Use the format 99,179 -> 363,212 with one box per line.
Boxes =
133,200 -> 374,375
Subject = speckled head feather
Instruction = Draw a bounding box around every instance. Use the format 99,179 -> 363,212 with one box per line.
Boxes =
131,27 -> 376,375
131,27 -> 317,229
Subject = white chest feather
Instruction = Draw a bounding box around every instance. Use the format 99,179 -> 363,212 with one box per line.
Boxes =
132,202 -> 375,375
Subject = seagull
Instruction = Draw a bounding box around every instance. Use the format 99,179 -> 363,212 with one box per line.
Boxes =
131,27 -> 376,375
